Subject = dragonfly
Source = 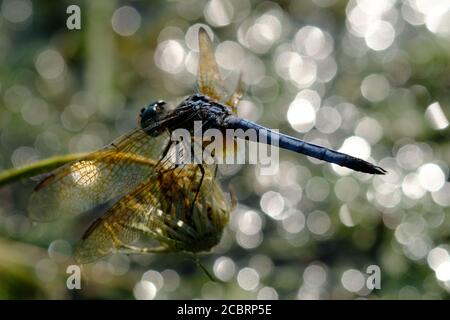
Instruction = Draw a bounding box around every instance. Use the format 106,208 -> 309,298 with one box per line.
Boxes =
28,27 -> 386,264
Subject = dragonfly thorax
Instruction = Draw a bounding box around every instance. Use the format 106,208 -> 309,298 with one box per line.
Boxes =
173,93 -> 233,132
140,94 -> 232,137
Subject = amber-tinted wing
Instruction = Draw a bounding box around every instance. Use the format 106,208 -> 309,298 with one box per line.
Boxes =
74,164 -> 226,263
197,27 -> 242,113
28,129 -> 172,221
225,73 -> 244,114
197,27 -> 229,103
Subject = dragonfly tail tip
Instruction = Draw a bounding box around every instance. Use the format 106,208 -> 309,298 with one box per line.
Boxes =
367,164 -> 387,175
348,158 -> 387,175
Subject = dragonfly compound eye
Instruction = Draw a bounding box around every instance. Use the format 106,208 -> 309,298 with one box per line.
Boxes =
140,100 -> 168,135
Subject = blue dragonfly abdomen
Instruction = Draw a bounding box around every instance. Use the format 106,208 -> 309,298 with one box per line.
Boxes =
224,116 -> 387,175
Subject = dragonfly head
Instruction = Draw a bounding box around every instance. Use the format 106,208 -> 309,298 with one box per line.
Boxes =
140,100 -> 168,134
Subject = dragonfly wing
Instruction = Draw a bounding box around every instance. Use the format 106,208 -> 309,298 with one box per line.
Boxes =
74,164 -> 224,263
28,130 -> 172,221
74,185 -> 158,263
197,27 -> 229,103
225,73 -> 244,114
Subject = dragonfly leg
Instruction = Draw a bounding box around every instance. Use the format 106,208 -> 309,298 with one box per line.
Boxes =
228,184 -> 237,211
213,165 -> 218,180
193,254 -> 218,282
155,140 -> 173,168
190,164 -> 205,215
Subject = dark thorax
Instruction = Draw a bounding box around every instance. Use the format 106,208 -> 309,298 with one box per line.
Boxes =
167,93 -> 232,134
139,93 -> 233,140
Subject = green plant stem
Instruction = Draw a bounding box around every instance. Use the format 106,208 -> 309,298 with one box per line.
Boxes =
0,153 -> 86,188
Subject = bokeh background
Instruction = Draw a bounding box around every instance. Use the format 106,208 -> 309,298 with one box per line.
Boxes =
0,0 -> 449,299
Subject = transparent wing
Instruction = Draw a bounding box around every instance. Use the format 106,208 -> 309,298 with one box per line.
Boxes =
74,164 -> 221,263
197,27 -> 243,113
28,129 -> 172,221
197,27 -> 229,103
225,73 -> 244,114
